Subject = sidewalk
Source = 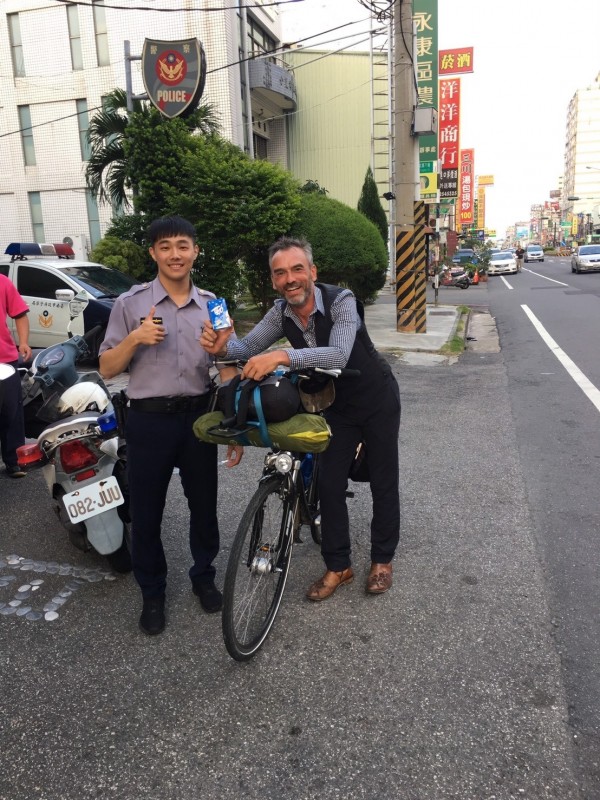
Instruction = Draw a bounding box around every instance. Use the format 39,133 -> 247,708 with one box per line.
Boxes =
363,279 -> 486,353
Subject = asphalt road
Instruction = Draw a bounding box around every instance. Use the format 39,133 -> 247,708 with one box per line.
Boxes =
485,254 -> 600,800
0,319 -> 583,799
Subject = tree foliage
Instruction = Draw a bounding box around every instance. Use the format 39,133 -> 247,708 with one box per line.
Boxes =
357,165 -> 388,245
88,236 -> 151,280
168,136 -> 301,310
291,193 -> 387,303
299,179 -> 328,195
85,88 -> 219,210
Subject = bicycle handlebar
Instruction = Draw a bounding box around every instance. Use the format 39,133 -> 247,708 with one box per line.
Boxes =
214,361 -> 361,380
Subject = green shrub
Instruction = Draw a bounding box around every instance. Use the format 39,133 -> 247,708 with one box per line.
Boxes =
290,193 -> 388,303
89,236 -> 151,280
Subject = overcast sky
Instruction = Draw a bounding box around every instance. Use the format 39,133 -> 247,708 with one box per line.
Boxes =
280,0 -> 600,238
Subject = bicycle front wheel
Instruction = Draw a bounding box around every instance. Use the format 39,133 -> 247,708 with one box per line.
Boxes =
222,476 -> 296,661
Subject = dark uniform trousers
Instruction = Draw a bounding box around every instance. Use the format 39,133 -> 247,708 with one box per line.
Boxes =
126,408 -> 219,599
318,372 -> 401,572
0,361 -> 25,469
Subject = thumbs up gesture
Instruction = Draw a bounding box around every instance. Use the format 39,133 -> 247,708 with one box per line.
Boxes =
137,307 -> 165,346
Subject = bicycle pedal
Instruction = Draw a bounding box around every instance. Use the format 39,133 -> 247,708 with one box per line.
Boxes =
345,491 -> 355,498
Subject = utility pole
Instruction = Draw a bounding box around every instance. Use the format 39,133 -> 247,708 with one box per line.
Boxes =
393,0 -> 424,332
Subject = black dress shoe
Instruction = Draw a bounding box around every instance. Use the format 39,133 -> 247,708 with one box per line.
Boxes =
193,580 -> 223,613
139,595 -> 165,635
6,465 -> 26,479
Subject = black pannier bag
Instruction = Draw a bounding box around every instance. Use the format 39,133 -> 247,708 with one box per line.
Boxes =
216,374 -> 301,426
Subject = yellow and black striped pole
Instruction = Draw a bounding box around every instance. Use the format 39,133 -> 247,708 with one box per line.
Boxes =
413,200 -> 428,333
395,226 -> 416,332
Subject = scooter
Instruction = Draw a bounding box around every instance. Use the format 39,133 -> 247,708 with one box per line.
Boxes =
437,266 -> 470,289
17,290 -> 131,573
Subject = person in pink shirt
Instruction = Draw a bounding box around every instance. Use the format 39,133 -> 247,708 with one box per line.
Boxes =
0,274 -> 32,478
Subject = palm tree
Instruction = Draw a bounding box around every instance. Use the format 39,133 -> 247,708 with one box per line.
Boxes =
85,88 -> 220,209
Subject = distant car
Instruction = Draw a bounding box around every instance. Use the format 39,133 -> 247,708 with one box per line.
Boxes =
452,248 -> 478,265
525,245 -> 544,263
487,251 -> 518,276
571,244 -> 600,273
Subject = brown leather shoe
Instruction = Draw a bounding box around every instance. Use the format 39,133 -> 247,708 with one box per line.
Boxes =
366,562 -> 393,594
305,568 -> 354,601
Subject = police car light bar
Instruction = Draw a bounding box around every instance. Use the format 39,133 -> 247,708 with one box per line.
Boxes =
5,242 -> 75,260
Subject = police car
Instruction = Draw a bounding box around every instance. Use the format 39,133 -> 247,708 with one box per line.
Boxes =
0,243 -> 137,359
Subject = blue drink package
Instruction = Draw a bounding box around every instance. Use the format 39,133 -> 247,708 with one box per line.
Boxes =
207,297 -> 231,331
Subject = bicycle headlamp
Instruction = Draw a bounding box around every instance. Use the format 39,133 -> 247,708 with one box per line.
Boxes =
274,453 -> 294,474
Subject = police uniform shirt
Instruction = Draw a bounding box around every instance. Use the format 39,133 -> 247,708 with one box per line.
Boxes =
100,277 -> 223,399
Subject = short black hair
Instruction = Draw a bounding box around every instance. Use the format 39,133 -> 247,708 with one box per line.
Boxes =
147,215 -> 197,245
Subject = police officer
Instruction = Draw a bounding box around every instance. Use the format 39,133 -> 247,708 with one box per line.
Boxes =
99,216 -> 242,635
201,236 -> 400,602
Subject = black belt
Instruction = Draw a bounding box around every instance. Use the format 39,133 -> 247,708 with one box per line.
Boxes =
130,395 -> 211,414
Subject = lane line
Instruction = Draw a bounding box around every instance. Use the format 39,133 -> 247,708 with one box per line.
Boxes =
521,304 -> 600,413
500,276 -> 514,290
524,268 -> 569,286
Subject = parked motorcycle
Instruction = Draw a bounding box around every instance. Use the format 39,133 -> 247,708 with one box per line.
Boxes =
16,291 -> 131,573
437,266 -> 470,289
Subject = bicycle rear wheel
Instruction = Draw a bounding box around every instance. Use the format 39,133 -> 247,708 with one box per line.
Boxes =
222,476 -> 296,661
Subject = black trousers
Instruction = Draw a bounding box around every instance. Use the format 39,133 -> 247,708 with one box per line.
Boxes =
318,374 -> 401,572
126,408 -> 219,599
0,361 -> 24,469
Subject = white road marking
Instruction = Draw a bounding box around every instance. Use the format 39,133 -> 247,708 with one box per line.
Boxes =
521,304 -> 600,413
500,276 -> 514,290
524,268 -> 569,286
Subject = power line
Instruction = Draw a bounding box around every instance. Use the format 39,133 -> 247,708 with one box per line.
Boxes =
53,0 -> 302,11
1,17 -> 380,140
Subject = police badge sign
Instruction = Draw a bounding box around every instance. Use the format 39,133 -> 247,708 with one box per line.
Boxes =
141,39 -> 206,119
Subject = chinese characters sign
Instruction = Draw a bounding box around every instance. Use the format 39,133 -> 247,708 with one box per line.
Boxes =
414,0 -> 438,184
439,78 -> 461,198
439,47 -> 474,75
459,149 -> 475,226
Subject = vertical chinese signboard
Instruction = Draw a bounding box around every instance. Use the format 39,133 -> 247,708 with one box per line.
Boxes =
438,78 -> 460,199
459,149 -> 475,227
413,0 -> 438,200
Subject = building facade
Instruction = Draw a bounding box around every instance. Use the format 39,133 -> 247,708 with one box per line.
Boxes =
0,0 -> 296,255
562,73 -> 600,239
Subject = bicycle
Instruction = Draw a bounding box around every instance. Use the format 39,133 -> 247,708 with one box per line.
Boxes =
220,366 -> 358,661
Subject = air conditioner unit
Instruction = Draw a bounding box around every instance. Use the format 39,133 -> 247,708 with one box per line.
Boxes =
62,234 -> 89,261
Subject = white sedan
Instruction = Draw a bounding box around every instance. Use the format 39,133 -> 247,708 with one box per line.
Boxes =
487,251 -> 518,276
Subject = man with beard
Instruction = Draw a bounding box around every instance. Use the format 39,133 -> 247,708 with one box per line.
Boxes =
200,236 -> 400,601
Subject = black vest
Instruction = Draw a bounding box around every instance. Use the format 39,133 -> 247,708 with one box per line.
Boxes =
280,283 -> 392,413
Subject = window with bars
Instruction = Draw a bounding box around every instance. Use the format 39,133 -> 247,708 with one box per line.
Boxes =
247,16 -> 276,62
253,134 -> 268,160
8,14 -> 25,77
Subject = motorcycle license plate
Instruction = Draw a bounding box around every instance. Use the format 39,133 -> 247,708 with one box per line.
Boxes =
63,476 -> 124,523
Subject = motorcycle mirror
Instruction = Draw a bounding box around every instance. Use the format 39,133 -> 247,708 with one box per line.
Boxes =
68,290 -> 89,319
